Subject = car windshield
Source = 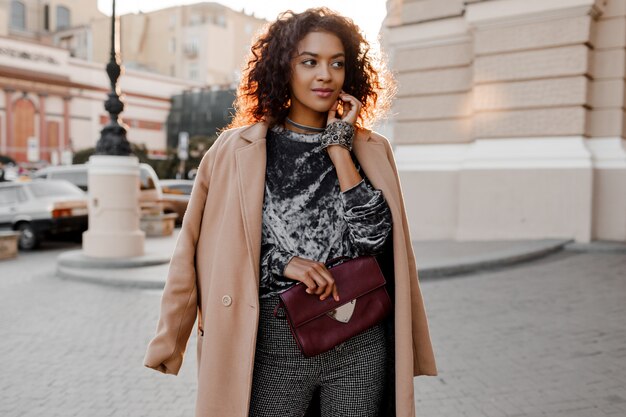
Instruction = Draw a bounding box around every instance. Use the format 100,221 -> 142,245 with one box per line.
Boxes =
27,181 -> 85,198
49,170 -> 88,189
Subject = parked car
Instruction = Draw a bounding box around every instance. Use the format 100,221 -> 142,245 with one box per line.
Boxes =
159,179 -> 194,224
32,163 -> 163,213
0,155 -> 18,182
0,180 -> 88,250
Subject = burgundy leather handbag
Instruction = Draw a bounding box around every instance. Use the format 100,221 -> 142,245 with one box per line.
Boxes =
273,254 -> 392,357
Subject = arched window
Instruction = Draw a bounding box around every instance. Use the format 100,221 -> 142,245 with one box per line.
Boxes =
10,1 -> 26,30
56,6 -> 70,30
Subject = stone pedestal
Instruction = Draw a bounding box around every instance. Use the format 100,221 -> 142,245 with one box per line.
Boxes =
82,155 -> 145,258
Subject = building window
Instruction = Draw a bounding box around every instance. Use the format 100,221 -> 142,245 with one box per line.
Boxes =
57,6 -> 71,30
184,38 -> 199,57
169,38 -> 176,53
189,13 -> 203,26
189,64 -> 199,81
10,1 -> 26,30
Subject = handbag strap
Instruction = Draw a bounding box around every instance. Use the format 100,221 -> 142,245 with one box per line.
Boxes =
273,298 -> 287,319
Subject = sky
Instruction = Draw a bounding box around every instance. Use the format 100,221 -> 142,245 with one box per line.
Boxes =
96,1 -> 388,48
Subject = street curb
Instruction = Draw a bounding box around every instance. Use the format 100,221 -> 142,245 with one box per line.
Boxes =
417,239 -> 573,279
56,263 -> 168,289
564,241 -> 626,253
54,239 -> 574,289
55,249 -> 170,289
57,250 -> 170,269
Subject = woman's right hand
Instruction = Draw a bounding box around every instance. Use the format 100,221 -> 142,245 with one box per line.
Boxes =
283,256 -> 340,302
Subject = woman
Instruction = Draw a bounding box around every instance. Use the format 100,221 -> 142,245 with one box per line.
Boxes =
144,8 -> 437,417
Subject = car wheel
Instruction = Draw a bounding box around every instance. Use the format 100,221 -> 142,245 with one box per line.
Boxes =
17,223 -> 40,250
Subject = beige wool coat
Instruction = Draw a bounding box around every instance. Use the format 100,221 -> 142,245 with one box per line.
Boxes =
143,121 -> 438,417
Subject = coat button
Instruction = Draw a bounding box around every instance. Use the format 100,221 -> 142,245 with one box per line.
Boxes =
221,295 -> 232,307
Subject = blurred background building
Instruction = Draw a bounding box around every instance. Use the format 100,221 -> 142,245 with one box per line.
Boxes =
0,0 -> 104,41
0,34 -> 200,163
88,3 -> 266,85
0,1 -> 264,165
382,0 -> 626,243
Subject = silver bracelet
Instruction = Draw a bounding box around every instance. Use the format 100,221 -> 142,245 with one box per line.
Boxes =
320,121 -> 355,152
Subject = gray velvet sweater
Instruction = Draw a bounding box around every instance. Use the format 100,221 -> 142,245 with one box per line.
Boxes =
258,125 -> 393,299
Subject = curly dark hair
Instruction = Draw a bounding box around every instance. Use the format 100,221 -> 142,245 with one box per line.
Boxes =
227,7 -> 395,130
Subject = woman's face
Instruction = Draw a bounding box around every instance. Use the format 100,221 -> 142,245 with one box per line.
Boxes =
288,31 -> 346,122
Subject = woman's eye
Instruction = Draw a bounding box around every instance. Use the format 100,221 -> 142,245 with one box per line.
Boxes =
332,61 -> 345,69
302,59 -> 316,66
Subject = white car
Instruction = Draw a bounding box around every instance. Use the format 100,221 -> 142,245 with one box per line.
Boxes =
32,163 -> 163,213
0,180 -> 88,250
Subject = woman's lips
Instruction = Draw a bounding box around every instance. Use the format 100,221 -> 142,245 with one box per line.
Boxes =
312,89 -> 333,98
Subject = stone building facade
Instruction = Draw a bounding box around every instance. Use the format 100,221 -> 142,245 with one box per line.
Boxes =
382,0 -> 626,242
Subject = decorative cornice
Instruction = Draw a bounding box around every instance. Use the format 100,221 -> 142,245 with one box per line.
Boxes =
395,136 -> 595,171
386,16 -> 470,47
466,0 -> 604,30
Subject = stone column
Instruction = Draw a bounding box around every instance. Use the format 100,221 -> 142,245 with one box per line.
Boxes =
586,0 -> 626,240
62,95 -> 70,151
38,93 -> 48,161
3,88 -> 14,156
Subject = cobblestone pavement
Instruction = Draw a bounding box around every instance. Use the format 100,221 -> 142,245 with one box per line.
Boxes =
0,246 -> 624,417
415,249 -> 626,417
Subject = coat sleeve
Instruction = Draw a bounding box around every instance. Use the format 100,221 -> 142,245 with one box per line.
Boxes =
143,132 -> 224,375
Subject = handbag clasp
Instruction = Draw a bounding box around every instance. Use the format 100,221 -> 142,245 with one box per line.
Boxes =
326,299 -> 356,323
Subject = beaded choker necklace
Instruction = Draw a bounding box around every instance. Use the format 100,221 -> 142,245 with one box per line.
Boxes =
285,117 -> 325,133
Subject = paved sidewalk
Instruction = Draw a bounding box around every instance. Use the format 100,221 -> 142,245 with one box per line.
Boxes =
1,233 -> 625,417
54,228 -> 574,287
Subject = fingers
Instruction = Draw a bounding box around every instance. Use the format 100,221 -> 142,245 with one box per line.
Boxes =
315,264 -> 335,300
327,100 -> 339,123
338,92 -> 361,125
307,266 -> 332,297
304,263 -> 338,301
302,268 -> 326,295
289,257 -> 341,302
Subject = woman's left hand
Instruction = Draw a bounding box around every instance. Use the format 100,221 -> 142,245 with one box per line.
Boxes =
327,90 -> 362,127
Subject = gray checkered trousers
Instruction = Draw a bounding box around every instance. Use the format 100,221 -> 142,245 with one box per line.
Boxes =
248,294 -> 387,417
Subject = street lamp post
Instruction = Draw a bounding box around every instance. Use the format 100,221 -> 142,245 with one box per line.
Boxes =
82,0 -> 145,258
95,0 -> 131,156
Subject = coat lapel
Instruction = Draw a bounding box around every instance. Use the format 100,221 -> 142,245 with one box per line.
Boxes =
235,121 -> 401,288
235,125 -> 267,289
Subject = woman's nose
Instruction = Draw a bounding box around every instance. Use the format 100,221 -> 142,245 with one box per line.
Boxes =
316,65 -> 332,81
